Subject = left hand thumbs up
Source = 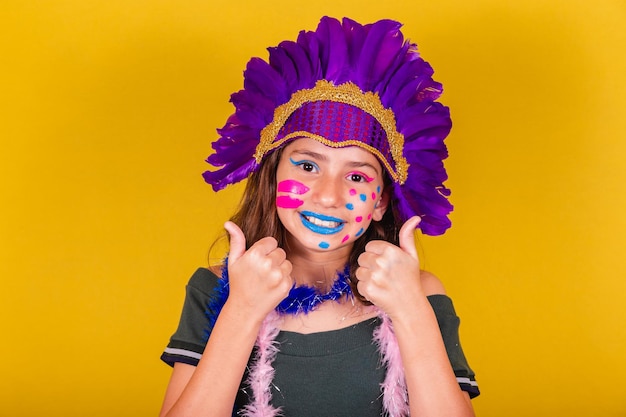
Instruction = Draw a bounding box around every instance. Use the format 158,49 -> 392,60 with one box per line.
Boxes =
398,216 -> 421,259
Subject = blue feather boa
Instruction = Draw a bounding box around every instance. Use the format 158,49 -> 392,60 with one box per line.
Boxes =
205,258 -> 353,337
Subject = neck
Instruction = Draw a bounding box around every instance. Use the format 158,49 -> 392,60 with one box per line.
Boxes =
289,254 -> 351,289
285,236 -> 353,288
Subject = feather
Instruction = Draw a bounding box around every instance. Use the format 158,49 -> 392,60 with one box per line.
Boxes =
296,30 -> 322,82
268,46 -> 299,95
356,19 -> 404,91
229,89 -> 276,128
279,40 -> 315,91
241,310 -> 283,417
375,41 -> 412,98
373,310 -> 410,417
316,15 -> 348,83
243,58 -> 288,103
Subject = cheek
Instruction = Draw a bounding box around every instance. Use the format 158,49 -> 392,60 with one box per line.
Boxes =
346,186 -> 380,221
337,185 -> 379,244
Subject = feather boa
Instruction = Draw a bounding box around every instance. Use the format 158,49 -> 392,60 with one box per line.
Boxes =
373,310 -> 410,416
208,262 -> 410,416
240,310 -> 283,417
242,308 -> 409,417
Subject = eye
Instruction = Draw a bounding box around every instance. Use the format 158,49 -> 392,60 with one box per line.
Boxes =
349,173 -> 365,183
289,158 -> 318,173
346,171 -> 374,183
301,162 -> 316,172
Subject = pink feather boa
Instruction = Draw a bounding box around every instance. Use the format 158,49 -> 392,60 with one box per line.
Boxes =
242,308 -> 409,416
240,311 -> 283,417
373,309 -> 410,416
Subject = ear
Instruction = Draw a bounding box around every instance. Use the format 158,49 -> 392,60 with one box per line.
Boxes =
371,187 -> 391,221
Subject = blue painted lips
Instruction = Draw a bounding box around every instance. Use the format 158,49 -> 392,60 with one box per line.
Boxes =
300,211 -> 345,235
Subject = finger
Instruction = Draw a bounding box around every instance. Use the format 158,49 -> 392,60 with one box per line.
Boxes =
357,250 -> 378,269
280,259 -> 294,287
253,236 -> 280,256
266,244 -> 287,265
224,221 -> 246,263
363,240 -> 388,256
398,216 -> 421,260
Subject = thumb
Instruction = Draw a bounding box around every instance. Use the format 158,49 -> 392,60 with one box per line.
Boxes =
224,221 -> 247,263
398,216 -> 421,260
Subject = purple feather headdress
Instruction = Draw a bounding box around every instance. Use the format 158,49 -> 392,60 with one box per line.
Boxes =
203,16 -> 453,235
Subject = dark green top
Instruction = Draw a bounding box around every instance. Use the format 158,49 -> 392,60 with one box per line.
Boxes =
162,268 -> 479,415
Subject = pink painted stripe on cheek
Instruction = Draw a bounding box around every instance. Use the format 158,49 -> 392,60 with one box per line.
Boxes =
341,235 -> 350,243
276,196 -> 303,209
277,179 -> 310,195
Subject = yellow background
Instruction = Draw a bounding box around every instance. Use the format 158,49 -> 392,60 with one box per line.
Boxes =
1,1 -> 625,416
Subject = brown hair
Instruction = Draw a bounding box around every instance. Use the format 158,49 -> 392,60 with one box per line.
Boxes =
221,147 -> 403,303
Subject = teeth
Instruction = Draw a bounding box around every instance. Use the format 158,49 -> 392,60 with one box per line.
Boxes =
305,215 -> 340,228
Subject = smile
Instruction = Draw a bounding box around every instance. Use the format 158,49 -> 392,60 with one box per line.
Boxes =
300,211 -> 345,235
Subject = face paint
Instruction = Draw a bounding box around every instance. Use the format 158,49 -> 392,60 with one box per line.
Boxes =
300,211 -> 345,235
362,173 -> 375,182
276,196 -> 304,209
277,179 -> 310,195
275,138 -> 385,254
276,179 -> 309,209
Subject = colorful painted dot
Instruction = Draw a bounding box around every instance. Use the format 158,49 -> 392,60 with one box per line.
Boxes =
377,186 -> 381,193
346,203 -> 354,210
319,241 -> 330,249
349,188 -> 357,196
371,192 -> 377,200
367,214 -> 372,220
341,235 -> 350,243
355,216 -> 363,222
359,194 -> 367,202
355,228 -> 364,237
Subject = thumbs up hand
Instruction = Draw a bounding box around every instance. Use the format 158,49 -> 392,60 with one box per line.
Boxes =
223,221 -> 293,321
355,216 -> 424,319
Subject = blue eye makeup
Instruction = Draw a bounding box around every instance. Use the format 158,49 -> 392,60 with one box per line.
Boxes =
289,157 -> 319,172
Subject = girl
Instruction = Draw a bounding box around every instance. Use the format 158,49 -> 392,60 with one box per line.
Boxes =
160,16 -> 479,417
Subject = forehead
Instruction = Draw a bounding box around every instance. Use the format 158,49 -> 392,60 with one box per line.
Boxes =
281,138 -> 383,170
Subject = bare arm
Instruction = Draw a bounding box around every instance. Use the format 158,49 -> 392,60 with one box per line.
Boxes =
159,302 -> 264,417
159,222 -> 292,417
392,272 -> 474,417
357,216 -> 475,417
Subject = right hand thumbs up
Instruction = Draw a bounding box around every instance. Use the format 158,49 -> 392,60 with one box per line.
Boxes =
224,221 -> 247,264
223,221 -> 293,318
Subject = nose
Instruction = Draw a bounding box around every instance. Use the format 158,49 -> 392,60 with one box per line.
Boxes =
312,175 -> 343,208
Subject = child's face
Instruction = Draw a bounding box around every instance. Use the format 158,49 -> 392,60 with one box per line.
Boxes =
275,137 -> 387,253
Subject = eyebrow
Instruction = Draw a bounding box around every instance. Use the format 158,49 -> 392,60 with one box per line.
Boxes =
290,149 -> 382,174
